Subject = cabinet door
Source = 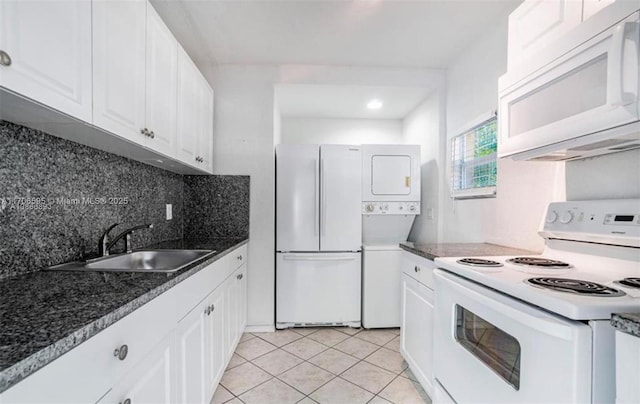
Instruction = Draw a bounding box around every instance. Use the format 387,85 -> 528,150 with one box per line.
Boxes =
507,0 -> 583,68
225,271 -> 241,360
238,263 -> 247,332
197,81 -> 214,171
176,301 -> 207,404
583,0 -> 617,21
0,0 -> 92,121
145,3 -> 177,156
205,286 -> 226,398
101,332 -> 177,404
176,46 -> 200,166
93,0 -> 146,142
400,274 -> 434,397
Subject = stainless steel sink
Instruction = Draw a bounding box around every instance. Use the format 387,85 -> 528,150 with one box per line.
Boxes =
46,250 -> 216,273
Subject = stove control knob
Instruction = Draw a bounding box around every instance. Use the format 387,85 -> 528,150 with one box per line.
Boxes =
559,211 -> 573,224
545,211 -> 558,224
365,204 -> 374,212
409,204 -> 416,212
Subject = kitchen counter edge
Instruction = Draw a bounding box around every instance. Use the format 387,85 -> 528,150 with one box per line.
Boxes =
611,313 -> 640,338
0,238 -> 248,394
399,241 -> 538,261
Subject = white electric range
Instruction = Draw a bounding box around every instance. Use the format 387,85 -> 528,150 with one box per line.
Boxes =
432,199 -> 640,404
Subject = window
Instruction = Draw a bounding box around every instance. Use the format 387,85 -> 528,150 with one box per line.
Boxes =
450,113 -> 497,199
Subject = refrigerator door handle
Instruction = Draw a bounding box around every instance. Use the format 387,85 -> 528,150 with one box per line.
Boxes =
282,255 -> 358,261
321,157 -> 326,236
314,158 -> 319,236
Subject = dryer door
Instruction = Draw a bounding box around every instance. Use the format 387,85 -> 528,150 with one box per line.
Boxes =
361,144 -> 421,202
372,155 -> 411,195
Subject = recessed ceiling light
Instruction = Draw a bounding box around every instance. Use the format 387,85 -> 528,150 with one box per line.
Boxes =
367,99 -> 383,110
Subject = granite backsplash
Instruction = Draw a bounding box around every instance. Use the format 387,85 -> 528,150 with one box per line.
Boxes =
0,120 -> 249,279
184,175 -> 250,240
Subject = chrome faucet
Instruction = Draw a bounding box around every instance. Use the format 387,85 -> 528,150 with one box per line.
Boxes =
99,223 -> 154,256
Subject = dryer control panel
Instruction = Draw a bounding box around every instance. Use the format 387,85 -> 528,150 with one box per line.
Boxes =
362,202 -> 420,215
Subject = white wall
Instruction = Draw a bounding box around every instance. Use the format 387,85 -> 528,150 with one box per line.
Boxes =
281,118 -> 402,145
402,91 -> 445,243
441,15 -> 565,252
206,63 -> 445,328
208,65 -> 281,329
565,149 -> 640,200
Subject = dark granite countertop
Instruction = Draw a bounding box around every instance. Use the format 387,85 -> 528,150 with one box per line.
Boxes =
399,241 -> 538,261
0,237 -> 248,393
611,313 -> 640,338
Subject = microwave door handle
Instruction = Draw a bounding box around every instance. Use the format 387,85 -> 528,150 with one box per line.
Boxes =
607,20 -> 637,106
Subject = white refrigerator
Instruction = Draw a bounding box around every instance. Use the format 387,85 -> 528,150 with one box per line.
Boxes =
276,144 -> 362,329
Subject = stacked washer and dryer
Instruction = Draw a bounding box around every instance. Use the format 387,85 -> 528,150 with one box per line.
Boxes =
361,144 -> 421,328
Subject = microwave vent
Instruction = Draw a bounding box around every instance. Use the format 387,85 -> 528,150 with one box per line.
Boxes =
529,155 -> 580,161
568,138 -> 632,151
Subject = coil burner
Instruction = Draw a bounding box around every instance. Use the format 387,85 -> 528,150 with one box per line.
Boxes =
526,277 -> 625,297
456,258 -> 503,267
507,257 -> 572,268
616,278 -> 640,289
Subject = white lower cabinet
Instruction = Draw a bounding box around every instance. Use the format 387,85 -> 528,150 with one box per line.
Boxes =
0,244 -> 248,404
615,330 -> 640,403
400,252 -> 435,398
225,263 -> 247,360
99,332 -> 177,404
176,283 -> 226,404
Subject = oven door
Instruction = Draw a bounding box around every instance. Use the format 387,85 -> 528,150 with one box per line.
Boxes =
433,269 -> 592,403
498,12 -> 639,158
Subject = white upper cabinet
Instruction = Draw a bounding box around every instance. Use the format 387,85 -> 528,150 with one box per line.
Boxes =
92,0 -> 147,143
0,0 -> 92,121
583,0 -> 617,21
176,47 -> 214,170
176,47 -> 200,165
198,81 -> 214,172
507,0 -> 583,69
145,4 -> 178,156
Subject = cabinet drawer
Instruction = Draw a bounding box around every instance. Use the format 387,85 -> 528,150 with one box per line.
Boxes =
1,288 -> 176,404
176,260 -> 227,321
401,251 -> 435,290
230,245 -> 247,269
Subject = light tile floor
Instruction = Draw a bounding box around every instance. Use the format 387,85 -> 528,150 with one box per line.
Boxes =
212,328 -> 431,404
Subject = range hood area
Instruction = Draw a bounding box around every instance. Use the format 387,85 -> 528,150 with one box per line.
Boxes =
512,121 -> 640,162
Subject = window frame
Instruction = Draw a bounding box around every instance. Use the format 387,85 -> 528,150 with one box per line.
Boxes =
449,110 -> 498,200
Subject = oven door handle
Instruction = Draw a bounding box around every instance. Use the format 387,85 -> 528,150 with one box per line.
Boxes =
446,271 -> 577,341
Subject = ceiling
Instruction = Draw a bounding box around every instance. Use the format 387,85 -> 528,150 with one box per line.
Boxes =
276,84 -> 434,119
151,0 -> 521,69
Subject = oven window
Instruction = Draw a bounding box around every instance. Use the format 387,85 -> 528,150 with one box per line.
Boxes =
455,305 -> 521,390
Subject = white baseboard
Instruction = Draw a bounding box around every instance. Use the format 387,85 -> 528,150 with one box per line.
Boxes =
244,324 -> 276,333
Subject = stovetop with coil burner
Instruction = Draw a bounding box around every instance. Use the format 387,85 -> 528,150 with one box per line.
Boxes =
435,200 -> 640,320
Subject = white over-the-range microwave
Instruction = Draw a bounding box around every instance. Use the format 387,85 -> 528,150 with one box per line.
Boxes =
498,7 -> 640,162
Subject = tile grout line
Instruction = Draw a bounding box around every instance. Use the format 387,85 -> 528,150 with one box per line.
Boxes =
224,328 -> 409,404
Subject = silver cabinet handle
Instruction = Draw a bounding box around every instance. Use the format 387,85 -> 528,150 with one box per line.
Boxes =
114,344 -> 128,360
210,304 -> 215,312
149,130 -> 155,139
237,255 -> 242,260
0,50 -> 11,66
205,306 -> 211,315
195,156 -> 204,163
414,266 -> 420,273
237,273 -> 243,280
119,399 -> 131,404
140,128 -> 147,135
